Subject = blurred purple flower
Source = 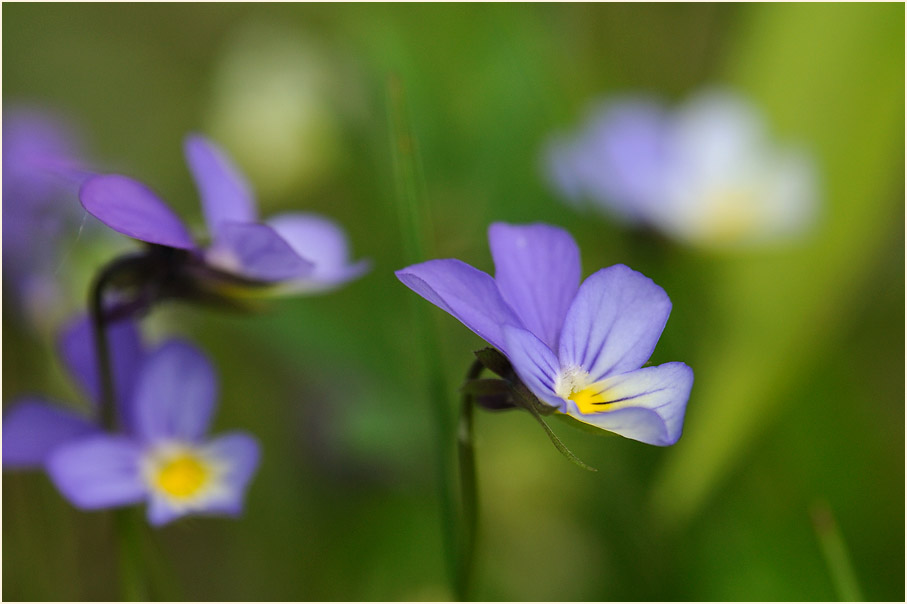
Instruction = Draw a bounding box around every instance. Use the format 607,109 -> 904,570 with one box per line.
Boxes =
3,315 -> 146,469
79,134 -> 369,294
396,223 -> 692,446
3,319 -> 260,526
545,90 -> 818,248
2,107 -> 95,317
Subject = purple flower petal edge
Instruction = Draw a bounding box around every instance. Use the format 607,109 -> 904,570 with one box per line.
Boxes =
395,259 -> 523,354
489,222 -> 580,350
2,399 -> 99,469
131,340 -> 218,444
80,174 -> 195,249
184,134 -> 257,233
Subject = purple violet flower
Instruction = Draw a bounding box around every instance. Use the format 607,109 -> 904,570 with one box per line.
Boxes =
2,107 -> 97,320
395,223 -> 693,446
78,134 -> 369,294
2,316 -> 143,469
3,318 -> 260,526
545,90 -> 818,248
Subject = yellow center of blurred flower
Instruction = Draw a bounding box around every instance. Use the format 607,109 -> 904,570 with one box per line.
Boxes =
153,453 -> 210,498
699,189 -> 761,244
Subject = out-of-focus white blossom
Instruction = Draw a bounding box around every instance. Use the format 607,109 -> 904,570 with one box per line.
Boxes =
546,90 -> 819,249
205,23 -> 364,202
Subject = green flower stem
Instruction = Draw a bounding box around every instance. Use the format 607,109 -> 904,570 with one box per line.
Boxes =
456,358 -> 485,599
89,252 -> 175,601
113,508 -> 151,601
89,252 -> 152,430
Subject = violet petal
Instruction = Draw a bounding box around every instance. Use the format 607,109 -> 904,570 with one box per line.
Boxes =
501,325 -> 565,411
208,221 -> 314,282
267,212 -> 370,291
131,341 -> 218,444
183,134 -> 257,232
202,432 -> 260,506
79,174 -> 195,249
58,315 -> 144,428
559,264 -> 671,381
46,435 -> 146,509
2,399 -> 99,469
565,362 -> 693,446
489,222 -> 580,350
395,259 -> 522,354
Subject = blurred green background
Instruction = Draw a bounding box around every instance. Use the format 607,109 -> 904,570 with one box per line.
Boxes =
3,3 -> 903,601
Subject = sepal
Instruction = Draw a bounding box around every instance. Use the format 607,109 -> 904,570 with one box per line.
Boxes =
461,378 -> 518,411
473,347 -> 514,379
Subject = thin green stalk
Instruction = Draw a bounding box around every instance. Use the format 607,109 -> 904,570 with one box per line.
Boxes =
456,359 -> 484,599
89,253 -> 150,430
113,508 -> 151,601
386,75 -> 459,597
810,501 -> 864,601
89,253 -> 156,601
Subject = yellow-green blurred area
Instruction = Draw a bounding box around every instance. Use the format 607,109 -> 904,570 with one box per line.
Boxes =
3,3 -> 903,601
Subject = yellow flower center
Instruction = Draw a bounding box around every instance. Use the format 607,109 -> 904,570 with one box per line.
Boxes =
153,453 -> 210,498
555,366 -> 616,415
568,384 -> 611,415
698,188 -> 761,244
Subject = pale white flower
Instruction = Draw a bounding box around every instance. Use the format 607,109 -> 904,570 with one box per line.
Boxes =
546,89 -> 819,249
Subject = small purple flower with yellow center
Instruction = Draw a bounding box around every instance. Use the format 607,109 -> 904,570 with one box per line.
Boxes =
3,318 -> 260,526
78,134 -> 369,296
395,223 -> 693,446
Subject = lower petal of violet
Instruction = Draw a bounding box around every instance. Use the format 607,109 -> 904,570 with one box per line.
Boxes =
144,432 -> 260,527
46,435 -> 147,509
566,362 -> 693,446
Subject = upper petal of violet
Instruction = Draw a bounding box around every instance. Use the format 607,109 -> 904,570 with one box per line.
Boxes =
58,315 -> 145,427
558,264 -> 671,381
183,134 -> 257,233
79,174 -> 195,249
131,340 -> 218,444
395,259 -> 523,355
489,222 -> 580,350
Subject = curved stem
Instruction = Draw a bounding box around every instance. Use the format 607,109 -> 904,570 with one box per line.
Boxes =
457,358 -> 485,600
88,253 -> 158,601
89,253 -> 150,430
